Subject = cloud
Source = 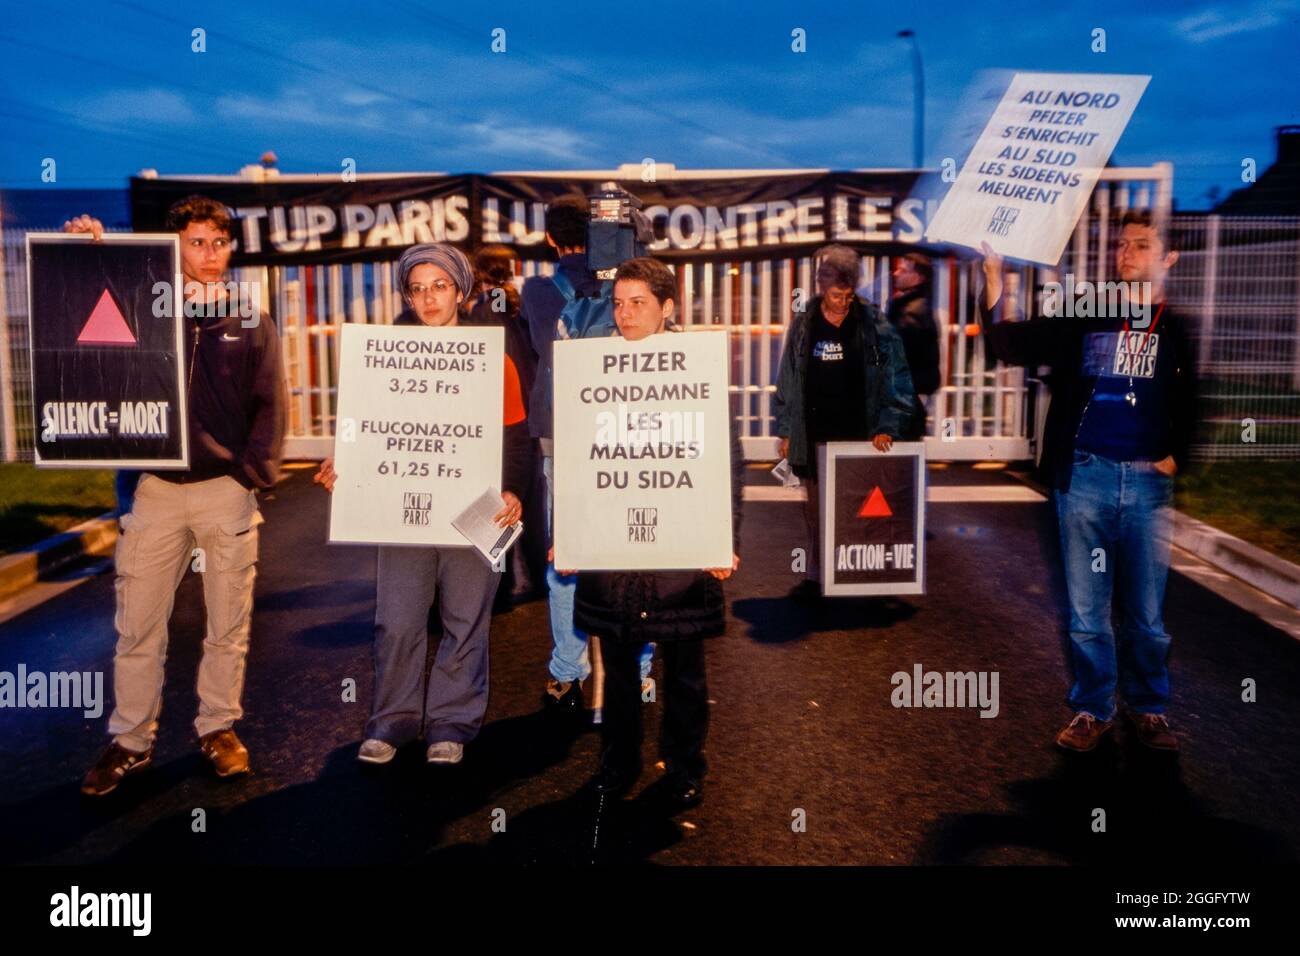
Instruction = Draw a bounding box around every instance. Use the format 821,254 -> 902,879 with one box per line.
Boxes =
1174,1 -> 1294,42
462,118 -> 590,163
67,88 -> 198,125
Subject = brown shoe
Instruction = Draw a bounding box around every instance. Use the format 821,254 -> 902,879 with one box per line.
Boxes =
199,728 -> 251,777
1054,712 -> 1114,752
81,742 -> 153,797
1126,711 -> 1179,751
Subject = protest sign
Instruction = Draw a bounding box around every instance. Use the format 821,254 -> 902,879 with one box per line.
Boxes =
925,72 -> 1150,265
328,323 -> 504,546
553,331 -> 733,570
26,232 -> 188,468
819,441 -> 926,596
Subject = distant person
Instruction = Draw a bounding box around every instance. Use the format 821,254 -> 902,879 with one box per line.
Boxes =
315,243 -> 531,767
978,209 -> 1198,752
888,253 -> 940,440
68,197 -> 286,796
773,244 -> 916,603
520,198 -> 653,717
465,244 -> 547,605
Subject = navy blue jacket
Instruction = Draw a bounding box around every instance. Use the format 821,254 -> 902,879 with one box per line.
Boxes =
520,252 -> 604,439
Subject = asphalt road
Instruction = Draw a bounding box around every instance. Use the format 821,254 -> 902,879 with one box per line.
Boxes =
1,464 -> 1297,865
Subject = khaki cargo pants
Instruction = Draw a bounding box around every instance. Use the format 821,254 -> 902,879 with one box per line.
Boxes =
108,473 -> 263,753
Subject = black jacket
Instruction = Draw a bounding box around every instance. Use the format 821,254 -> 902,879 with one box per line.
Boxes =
887,287 -> 940,440
150,300 -> 285,490
888,287 -> 941,396
774,296 -> 917,468
573,406 -> 745,644
394,310 -> 533,499
977,287 -> 1199,492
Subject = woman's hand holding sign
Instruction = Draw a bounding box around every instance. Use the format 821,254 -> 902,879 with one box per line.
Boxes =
707,553 -> 741,581
314,457 -> 337,493
493,492 -> 522,528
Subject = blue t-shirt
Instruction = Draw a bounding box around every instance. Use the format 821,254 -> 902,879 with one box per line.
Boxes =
1074,320 -> 1172,461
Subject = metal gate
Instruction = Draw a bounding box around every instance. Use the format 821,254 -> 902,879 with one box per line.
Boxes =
1,165 -> 1175,463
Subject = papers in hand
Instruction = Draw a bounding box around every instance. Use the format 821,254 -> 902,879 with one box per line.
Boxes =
771,457 -> 801,488
451,488 -> 523,566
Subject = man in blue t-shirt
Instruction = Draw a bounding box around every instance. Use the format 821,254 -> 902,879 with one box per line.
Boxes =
521,199 -> 652,717
979,210 -> 1198,753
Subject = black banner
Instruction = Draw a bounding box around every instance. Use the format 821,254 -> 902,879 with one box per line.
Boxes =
129,171 -> 942,267
27,235 -> 188,468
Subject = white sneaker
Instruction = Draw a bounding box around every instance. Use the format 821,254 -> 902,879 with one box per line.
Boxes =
357,739 -> 396,764
426,741 -> 464,765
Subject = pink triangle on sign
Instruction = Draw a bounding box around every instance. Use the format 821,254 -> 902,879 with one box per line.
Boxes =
77,289 -> 136,346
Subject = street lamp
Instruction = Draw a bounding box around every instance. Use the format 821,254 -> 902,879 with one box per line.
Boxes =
898,30 -> 924,169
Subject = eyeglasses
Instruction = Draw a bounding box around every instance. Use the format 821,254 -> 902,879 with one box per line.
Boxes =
408,280 -> 454,298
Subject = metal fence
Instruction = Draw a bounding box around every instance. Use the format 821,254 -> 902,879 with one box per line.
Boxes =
9,166 -> 1293,465
1166,215 -> 1300,459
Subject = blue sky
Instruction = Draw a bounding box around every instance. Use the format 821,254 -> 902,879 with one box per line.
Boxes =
1,0 -> 1297,208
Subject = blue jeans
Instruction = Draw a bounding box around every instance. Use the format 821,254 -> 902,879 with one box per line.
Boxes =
542,455 -> 651,683
1054,450 -> 1174,721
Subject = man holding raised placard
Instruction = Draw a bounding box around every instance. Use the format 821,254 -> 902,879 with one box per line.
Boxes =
69,197 -> 286,796
979,211 -> 1198,753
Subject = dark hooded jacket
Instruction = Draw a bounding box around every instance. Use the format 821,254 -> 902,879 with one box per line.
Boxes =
573,333 -> 745,644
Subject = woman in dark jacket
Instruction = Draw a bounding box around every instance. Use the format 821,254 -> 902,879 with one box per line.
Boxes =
463,244 -> 548,606
569,257 -> 743,808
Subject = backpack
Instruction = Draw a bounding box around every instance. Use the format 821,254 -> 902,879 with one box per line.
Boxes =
552,270 -> 616,341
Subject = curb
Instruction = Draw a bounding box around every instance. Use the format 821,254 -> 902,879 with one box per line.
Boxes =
0,513 -> 119,602
1011,467 -> 1300,614
1172,512 -> 1300,612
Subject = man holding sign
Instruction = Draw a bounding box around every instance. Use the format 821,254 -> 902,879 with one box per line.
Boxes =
554,257 -> 742,808
979,212 -> 1198,752
70,197 -> 286,796
316,244 -> 531,767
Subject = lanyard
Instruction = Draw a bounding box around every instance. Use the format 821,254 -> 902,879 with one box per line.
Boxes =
1119,302 -> 1165,407
1122,301 -> 1165,338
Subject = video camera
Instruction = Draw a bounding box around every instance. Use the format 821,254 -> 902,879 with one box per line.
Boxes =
587,182 -> 656,278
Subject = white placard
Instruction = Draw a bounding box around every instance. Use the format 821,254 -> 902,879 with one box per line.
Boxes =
553,331 -> 733,570
925,71 -> 1150,266
328,323 -> 504,546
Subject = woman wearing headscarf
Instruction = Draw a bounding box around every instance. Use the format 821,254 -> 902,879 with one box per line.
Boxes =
315,243 -> 532,766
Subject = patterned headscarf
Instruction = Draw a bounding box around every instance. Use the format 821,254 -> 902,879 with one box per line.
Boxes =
395,243 -> 474,302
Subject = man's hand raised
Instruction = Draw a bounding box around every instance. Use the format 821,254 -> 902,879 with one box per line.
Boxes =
980,241 -> 1004,312
63,215 -> 105,241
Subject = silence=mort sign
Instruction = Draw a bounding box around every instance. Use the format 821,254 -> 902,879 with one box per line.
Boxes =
858,485 -> 892,518
76,289 -> 136,346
